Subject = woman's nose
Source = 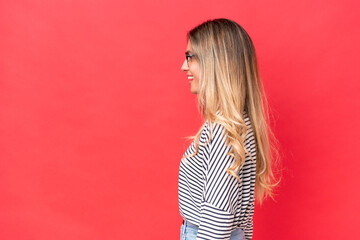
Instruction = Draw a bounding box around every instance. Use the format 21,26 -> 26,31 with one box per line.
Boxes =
181,59 -> 188,72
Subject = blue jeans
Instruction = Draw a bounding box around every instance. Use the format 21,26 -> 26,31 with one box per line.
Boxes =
180,219 -> 245,240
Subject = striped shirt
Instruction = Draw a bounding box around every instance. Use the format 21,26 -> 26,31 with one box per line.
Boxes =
178,111 -> 256,240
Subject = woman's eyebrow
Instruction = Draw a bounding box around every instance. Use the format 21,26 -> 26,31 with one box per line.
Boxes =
185,51 -> 192,55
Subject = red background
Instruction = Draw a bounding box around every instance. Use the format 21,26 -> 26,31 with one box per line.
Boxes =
1,0 -> 359,239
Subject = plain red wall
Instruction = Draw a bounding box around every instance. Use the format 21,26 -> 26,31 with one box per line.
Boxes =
1,0 -> 359,239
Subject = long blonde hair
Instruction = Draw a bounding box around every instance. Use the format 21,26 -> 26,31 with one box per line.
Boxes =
181,18 -> 281,205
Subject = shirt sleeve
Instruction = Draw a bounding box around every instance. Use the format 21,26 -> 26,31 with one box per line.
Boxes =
195,121 -> 240,240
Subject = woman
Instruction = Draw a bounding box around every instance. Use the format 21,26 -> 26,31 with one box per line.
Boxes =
178,18 -> 280,240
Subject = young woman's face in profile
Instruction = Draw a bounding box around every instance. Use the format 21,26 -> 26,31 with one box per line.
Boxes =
181,41 -> 200,94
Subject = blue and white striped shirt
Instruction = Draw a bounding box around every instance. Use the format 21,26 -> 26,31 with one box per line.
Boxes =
178,111 -> 256,240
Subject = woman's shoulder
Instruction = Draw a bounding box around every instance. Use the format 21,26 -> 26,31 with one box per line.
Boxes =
207,110 -> 251,128
202,110 -> 252,136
